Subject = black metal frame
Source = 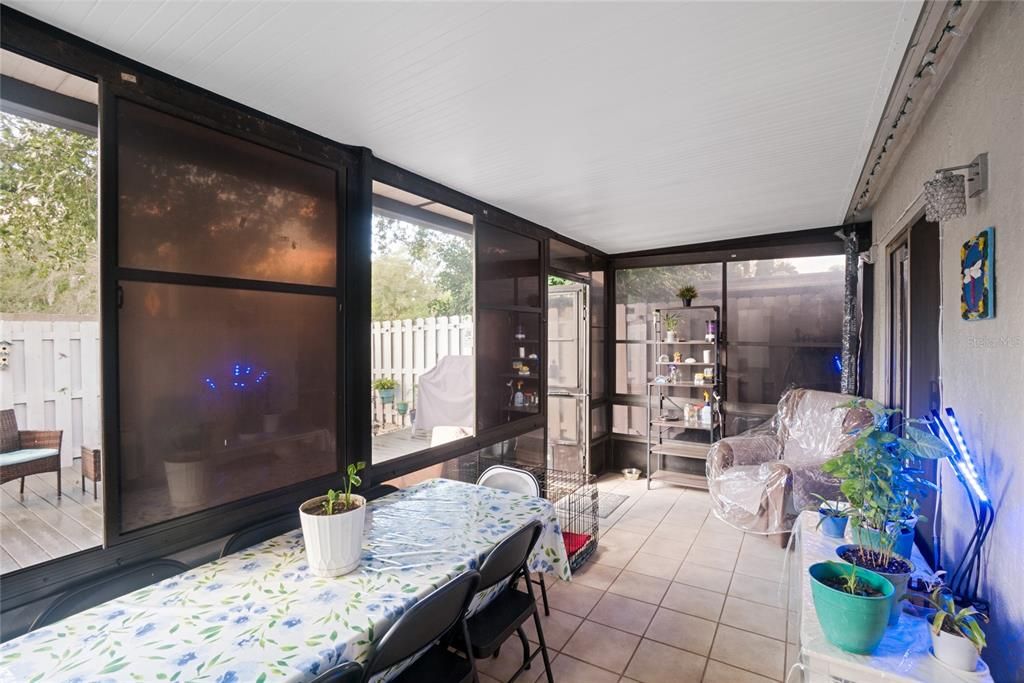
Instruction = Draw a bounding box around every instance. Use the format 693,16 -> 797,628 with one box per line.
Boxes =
607,224 -> 873,472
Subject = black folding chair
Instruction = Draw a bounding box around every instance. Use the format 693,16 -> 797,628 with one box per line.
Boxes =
454,520 -> 554,683
220,512 -> 300,558
314,570 -> 480,683
31,559 -> 189,630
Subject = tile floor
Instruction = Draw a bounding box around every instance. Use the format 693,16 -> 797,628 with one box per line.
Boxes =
477,473 -> 799,683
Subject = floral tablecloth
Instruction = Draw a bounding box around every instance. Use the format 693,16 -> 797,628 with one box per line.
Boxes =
0,478 -> 571,683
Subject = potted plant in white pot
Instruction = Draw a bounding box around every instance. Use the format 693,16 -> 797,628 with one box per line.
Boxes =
299,461 -> 367,577
927,584 -> 988,672
662,313 -> 680,342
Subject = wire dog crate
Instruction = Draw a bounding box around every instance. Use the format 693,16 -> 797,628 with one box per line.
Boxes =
444,452 -> 599,571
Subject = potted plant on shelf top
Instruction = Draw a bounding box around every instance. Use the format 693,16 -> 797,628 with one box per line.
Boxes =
677,284 -> 698,307
299,462 -> 367,577
811,493 -> 850,539
821,398 -> 952,625
927,584 -> 989,672
809,561 -> 894,654
372,377 -> 398,405
661,312 -> 681,342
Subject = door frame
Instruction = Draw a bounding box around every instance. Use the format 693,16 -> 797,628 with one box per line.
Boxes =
547,275 -> 591,473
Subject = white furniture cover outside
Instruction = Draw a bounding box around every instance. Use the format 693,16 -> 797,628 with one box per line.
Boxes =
413,355 -> 474,435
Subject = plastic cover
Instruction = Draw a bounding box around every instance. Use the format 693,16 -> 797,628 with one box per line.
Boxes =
707,388 -> 870,534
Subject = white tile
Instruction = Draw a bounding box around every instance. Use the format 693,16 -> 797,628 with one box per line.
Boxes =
703,660 -> 777,683
728,574 -> 788,609
562,620 -> 640,674
709,625 -> 785,680
719,596 -> 787,641
645,607 -> 717,656
602,528 -> 649,552
675,562 -> 733,593
684,545 -> 739,572
608,570 -> 671,605
625,551 -> 682,581
591,543 -> 636,569
572,561 -> 621,591
522,607 -> 582,650
588,592 -> 657,635
541,654 -> 619,683
694,530 -> 743,551
661,582 -> 726,621
546,581 -> 604,617
624,638 -> 708,683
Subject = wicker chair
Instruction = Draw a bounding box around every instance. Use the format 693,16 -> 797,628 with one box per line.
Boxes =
0,409 -> 62,497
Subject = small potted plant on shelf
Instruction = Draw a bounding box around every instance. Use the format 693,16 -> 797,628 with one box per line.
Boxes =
677,284 -> 698,307
662,313 -> 680,342
927,584 -> 989,672
809,561 -> 894,654
372,377 -> 398,405
821,398 -> 951,626
299,462 -> 367,577
811,493 -> 850,538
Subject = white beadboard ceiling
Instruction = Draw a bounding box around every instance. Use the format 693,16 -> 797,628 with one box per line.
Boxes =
9,1 -> 920,253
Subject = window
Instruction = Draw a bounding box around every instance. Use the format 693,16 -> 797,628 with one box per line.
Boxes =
370,182 -> 475,465
613,264 -> 722,437
476,221 -> 543,431
112,97 -> 341,536
1,54 -> 99,571
724,256 -> 845,433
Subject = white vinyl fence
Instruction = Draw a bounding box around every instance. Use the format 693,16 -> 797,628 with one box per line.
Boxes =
0,318 -> 101,466
0,315 -> 470,456
371,315 -> 473,430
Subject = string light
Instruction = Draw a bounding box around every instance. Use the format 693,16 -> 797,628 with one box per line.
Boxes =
852,1 -> 964,212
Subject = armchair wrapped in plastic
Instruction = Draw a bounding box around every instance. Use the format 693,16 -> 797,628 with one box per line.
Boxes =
707,388 -> 870,535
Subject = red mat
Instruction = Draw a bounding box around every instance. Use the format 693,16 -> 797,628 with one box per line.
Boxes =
562,531 -> 592,556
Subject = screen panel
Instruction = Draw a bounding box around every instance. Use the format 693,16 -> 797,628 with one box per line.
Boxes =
117,100 -> 338,286
117,282 -> 337,532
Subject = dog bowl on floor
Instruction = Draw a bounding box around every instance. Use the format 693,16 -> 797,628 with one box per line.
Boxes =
622,468 -> 642,481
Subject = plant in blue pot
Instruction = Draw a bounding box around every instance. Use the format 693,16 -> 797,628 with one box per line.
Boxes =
811,493 -> 850,538
809,561 -> 894,654
821,398 -> 952,626
372,377 -> 398,405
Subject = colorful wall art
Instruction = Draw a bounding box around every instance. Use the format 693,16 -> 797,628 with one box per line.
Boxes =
961,227 -> 995,321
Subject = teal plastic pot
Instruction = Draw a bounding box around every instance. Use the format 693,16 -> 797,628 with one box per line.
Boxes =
809,562 -> 894,654
836,544 -> 914,626
378,388 -> 395,405
850,524 -> 915,560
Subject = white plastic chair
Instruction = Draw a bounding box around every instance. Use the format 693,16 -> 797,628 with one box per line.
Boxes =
476,465 -> 550,615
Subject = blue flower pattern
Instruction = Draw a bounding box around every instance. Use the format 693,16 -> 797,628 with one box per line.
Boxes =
0,479 -> 571,682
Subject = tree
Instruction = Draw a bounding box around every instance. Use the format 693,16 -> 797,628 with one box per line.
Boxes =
0,113 -> 98,314
372,215 -> 472,318
371,252 -> 440,320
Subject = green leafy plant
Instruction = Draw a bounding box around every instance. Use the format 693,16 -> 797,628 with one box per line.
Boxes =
322,461 -> 366,515
820,398 -> 951,563
371,377 -> 398,392
677,284 -> 698,301
662,313 -> 679,332
927,586 -> 988,652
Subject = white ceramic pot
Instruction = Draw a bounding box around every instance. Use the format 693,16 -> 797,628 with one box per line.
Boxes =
665,330 -> 678,342
299,494 -> 366,577
931,627 -> 980,672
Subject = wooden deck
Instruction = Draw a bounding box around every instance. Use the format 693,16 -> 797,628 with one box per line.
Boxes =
373,427 -> 431,464
0,459 -> 103,572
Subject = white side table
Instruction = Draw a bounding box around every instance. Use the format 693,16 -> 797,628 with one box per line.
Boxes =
789,511 -> 992,682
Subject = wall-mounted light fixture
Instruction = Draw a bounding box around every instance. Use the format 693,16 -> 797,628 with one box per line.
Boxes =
923,153 -> 988,222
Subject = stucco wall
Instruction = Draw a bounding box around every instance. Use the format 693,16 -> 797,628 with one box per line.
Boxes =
869,3 -> 1023,680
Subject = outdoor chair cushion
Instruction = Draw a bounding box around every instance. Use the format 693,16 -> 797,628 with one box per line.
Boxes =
0,448 -> 60,467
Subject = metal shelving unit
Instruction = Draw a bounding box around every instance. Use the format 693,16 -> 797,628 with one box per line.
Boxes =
646,305 -> 723,490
